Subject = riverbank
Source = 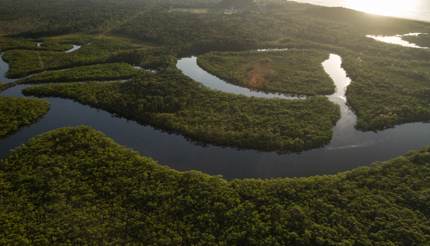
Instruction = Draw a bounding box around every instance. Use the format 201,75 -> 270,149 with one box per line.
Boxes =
1,125 -> 429,244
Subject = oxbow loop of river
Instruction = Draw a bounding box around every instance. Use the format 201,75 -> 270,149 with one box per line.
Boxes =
1,42 -> 430,179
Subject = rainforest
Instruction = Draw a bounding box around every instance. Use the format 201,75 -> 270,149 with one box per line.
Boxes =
0,0 -> 430,244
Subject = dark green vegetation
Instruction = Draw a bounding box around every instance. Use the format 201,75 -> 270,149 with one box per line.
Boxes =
0,97 -> 49,138
1,0 -> 429,129
2,33 -> 338,153
1,32 -> 341,152
2,35 -> 143,78
343,52 -> 430,130
19,63 -> 141,84
198,50 -> 334,95
0,38 -> 39,51
1,1 -> 430,244
24,72 -> 339,152
403,33 -> 430,48
0,0 -> 144,36
0,83 -> 14,92
1,126 -> 430,245
0,0 -> 220,36
111,1 -> 430,129
0,37 -> 73,52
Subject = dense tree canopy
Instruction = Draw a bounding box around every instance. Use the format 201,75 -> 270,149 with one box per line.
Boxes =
24,71 -> 339,152
403,33 -> 430,48
0,1 -> 430,244
198,50 -> 334,96
342,51 -> 430,129
2,35 -> 143,78
0,126 -> 429,245
0,83 -> 14,92
1,0 -> 429,129
19,63 -> 142,84
0,96 -> 49,138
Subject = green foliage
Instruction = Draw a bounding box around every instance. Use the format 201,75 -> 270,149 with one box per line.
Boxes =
114,7 -> 259,49
24,71 -> 340,152
0,97 -> 49,138
1,35 -> 142,78
1,0 -> 430,129
403,33 -> 430,48
0,0 -> 145,36
19,63 -> 141,84
0,83 -> 14,92
110,1 -> 430,129
0,37 -> 73,52
0,0 -> 222,36
199,49 -> 334,95
107,47 -> 177,71
0,38 -> 38,51
113,1 -> 430,52
342,52 -> 430,130
2,50 -> 43,78
2,33 -> 342,151
1,1 -> 430,244
216,0 -> 256,9
1,126 -> 430,244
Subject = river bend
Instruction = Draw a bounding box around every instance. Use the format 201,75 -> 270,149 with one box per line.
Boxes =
1,44 -> 430,179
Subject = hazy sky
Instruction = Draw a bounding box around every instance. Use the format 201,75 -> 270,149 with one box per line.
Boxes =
291,0 -> 430,22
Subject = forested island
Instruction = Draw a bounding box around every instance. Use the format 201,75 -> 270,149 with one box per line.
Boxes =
1,0 -> 430,244
198,50 -> 334,96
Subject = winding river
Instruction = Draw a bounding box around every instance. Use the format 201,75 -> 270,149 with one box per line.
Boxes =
367,33 -> 429,49
1,39 -> 430,179
65,44 -> 82,53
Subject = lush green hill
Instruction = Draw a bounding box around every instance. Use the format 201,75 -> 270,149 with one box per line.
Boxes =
1,126 -> 429,245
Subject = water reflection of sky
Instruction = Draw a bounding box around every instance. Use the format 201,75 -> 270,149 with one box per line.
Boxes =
366,33 -> 429,49
291,0 -> 430,22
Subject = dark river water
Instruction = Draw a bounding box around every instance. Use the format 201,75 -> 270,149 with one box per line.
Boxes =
1,42 -> 430,179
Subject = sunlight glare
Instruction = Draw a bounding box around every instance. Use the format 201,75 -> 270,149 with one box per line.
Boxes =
344,0 -> 419,17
